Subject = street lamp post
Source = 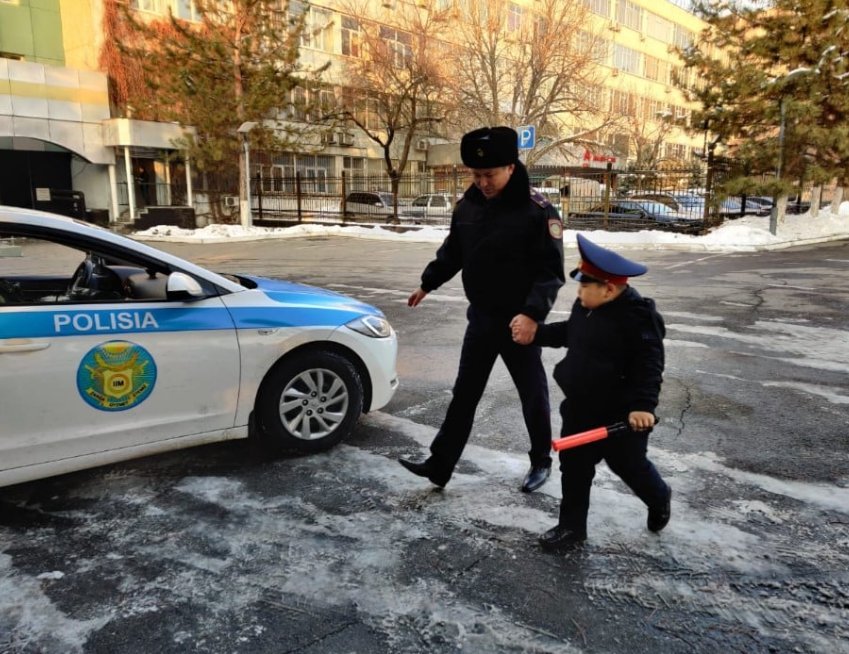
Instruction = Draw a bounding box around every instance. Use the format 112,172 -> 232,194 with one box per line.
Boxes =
237,121 -> 258,229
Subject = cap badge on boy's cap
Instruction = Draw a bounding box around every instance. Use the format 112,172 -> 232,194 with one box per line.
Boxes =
569,233 -> 647,284
461,126 -> 520,169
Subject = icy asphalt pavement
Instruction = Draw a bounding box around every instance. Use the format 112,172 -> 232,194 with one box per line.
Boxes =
1,236 -> 848,653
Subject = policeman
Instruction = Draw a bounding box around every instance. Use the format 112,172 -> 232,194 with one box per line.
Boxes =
400,126 -> 565,492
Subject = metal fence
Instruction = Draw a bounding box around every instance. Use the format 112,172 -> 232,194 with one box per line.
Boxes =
245,167 -> 717,233
203,164 -> 827,232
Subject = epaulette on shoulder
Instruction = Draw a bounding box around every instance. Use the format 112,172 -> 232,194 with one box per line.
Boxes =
530,189 -> 551,208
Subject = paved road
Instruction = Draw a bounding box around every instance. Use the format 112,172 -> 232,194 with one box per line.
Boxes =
2,236 -> 848,653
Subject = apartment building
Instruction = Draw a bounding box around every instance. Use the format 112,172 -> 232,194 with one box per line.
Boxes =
0,0 -> 707,220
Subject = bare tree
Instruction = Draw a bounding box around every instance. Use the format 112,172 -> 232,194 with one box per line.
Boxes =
617,104 -> 687,170
446,0 -> 616,167
336,0 -> 455,221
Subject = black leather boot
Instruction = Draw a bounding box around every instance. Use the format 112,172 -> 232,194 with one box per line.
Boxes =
521,464 -> 551,492
538,524 -> 587,551
399,457 -> 450,488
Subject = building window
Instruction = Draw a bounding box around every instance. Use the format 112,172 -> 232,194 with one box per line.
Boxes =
613,44 -> 641,76
642,98 -> 664,120
665,143 -> 687,160
582,0 -> 610,19
616,0 -> 642,32
300,6 -> 333,51
577,31 -> 609,65
611,90 -> 637,116
673,24 -> 693,49
644,56 -> 669,83
379,25 -> 412,68
576,83 -> 606,111
174,0 -> 200,22
507,2 -> 523,31
645,12 -> 671,42
132,0 -> 165,14
341,16 -> 361,57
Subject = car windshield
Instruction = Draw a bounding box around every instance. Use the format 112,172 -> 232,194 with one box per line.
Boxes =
378,193 -> 394,205
412,196 -> 429,206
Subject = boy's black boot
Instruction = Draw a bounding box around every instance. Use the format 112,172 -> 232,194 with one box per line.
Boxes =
399,457 -> 450,488
538,524 -> 587,552
647,487 -> 672,533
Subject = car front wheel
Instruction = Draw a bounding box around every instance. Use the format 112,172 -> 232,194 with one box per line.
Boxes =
257,350 -> 364,453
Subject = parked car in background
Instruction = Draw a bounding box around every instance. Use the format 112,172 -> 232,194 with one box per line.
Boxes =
629,192 -> 681,211
737,196 -> 774,216
402,193 -> 456,223
669,193 -> 706,215
0,207 -> 399,487
343,191 -> 397,220
567,199 -> 701,232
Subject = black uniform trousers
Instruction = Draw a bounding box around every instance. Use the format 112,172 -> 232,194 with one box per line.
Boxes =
558,430 -> 668,531
430,305 -> 553,478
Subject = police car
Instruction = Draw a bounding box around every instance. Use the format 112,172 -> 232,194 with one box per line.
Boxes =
0,206 -> 398,488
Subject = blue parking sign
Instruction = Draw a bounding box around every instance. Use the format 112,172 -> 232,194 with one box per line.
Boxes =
518,125 -> 535,149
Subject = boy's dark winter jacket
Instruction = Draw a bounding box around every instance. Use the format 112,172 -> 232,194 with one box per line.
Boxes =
534,285 -> 665,432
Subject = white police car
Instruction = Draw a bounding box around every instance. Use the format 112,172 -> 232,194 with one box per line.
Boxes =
0,207 -> 398,488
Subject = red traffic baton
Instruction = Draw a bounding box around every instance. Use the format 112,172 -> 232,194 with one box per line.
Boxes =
551,418 -> 658,452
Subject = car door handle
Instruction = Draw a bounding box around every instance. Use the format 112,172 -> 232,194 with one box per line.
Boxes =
0,339 -> 52,353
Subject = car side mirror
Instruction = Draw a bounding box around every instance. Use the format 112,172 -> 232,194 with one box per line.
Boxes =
166,272 -> 205,301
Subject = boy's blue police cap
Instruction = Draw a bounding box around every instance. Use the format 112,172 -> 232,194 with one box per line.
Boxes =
570,233 -> 647,283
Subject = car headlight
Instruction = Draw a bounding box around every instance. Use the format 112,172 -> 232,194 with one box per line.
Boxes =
346,315 -> 392,338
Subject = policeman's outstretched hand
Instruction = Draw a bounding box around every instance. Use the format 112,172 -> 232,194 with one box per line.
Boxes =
408,287 -> 428,307
510,314 -> 537,345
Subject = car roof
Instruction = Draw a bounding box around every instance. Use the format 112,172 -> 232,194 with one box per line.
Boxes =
0,205 -> 244,293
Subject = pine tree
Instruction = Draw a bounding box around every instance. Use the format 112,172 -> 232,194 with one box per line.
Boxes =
682,0 -> 849,195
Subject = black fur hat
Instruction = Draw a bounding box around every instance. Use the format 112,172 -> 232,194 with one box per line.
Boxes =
460,126 -> 519,168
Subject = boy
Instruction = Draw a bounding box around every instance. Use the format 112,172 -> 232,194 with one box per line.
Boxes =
511,233 -> 671,551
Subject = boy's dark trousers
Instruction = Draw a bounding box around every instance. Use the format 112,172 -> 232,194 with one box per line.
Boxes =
429,305 -> 553,476
558,431 -> 668,531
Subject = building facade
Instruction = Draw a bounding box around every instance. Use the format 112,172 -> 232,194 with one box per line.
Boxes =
0,0 -> 708,221
0,0 -> 194,222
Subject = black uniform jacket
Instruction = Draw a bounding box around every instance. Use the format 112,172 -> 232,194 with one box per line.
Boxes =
534,286 -> 665,431
420,185 -> 565,321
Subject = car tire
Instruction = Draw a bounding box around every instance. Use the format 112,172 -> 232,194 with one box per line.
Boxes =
257,350 -> 364,454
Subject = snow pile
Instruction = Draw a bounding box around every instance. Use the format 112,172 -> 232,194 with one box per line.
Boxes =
134,204 -> 849,252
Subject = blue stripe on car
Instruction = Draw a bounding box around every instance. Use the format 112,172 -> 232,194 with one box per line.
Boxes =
0,305 -> 370,339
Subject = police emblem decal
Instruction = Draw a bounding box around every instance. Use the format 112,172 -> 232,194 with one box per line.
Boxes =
548,218 -> 563,239
77,341 -> 157,411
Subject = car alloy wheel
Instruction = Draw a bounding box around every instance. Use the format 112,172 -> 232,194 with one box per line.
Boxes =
257,350 -> 363,453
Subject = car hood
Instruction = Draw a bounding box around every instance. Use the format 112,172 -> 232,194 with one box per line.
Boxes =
242,275 -> 382,317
